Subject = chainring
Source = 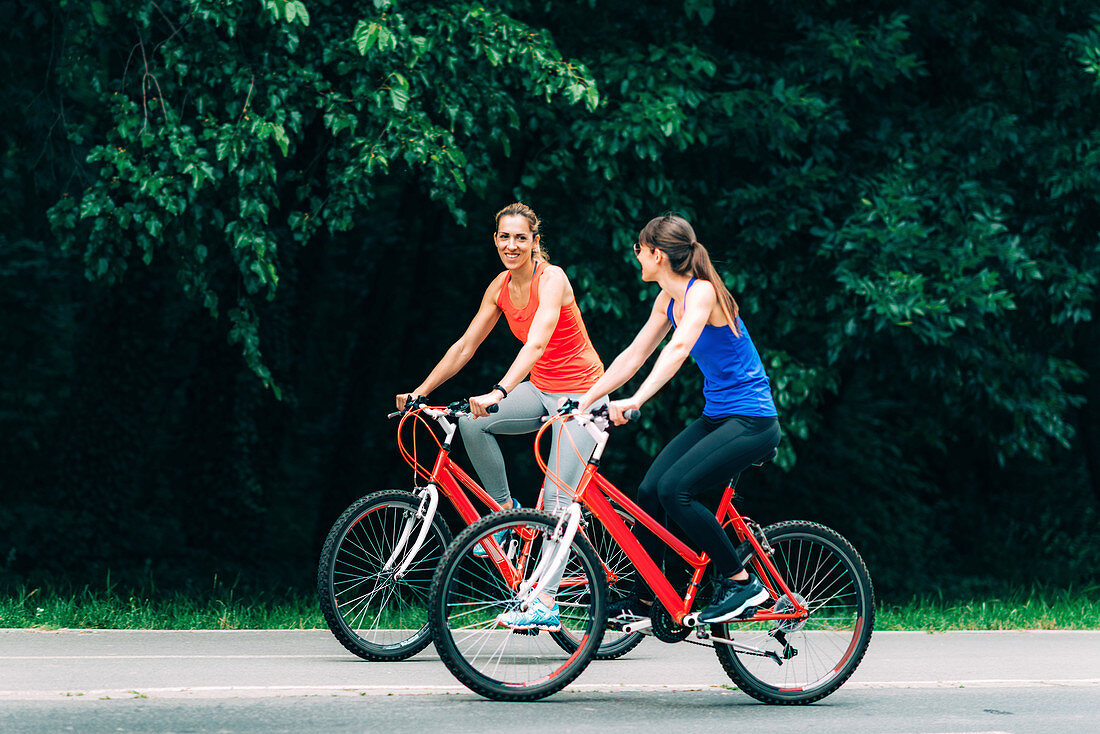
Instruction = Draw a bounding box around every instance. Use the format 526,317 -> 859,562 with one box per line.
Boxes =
650,602 -> 691,643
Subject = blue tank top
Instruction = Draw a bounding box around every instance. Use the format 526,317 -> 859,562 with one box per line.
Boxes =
667,279 -> 778,419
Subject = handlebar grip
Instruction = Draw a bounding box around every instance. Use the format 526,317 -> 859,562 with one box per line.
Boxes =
450,399 -> 499,415
624,408 -> 641,422
392,395 -> 428,418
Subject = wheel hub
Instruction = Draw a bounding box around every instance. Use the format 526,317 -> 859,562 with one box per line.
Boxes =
772,592 -> 808,633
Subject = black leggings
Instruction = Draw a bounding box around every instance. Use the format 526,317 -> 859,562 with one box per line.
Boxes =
635,414 -> 781,582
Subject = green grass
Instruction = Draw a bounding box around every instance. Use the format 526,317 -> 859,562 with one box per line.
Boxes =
2,583 -> 1098,631
0,583 -> 325,630
876,586 -> 1100,631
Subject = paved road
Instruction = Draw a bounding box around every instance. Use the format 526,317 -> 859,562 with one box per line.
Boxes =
1,629 -> 1098,732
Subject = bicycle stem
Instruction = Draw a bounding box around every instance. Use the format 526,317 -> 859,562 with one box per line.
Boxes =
420,407 -> 459,445
572,412 -> 612,461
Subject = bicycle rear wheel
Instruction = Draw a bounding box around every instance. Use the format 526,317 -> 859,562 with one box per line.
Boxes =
552,507 -> 645,660
713,520 -> 874,704
317,490 -> 451,661
429,509 -> 606,701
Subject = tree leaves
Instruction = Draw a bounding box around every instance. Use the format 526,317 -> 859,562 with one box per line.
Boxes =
353,20 -> 392,54
263,0 -> 310,27
12,0 -> 1100,594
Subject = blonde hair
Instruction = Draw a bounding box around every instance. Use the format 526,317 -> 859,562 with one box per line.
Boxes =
639,213 -> 741,336
495,202 -> 548,263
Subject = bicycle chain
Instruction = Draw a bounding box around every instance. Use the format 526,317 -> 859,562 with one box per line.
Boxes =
683,631 -> 781,660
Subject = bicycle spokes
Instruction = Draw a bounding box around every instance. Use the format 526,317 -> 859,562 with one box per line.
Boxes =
429,509 -> 606,701
712,521 -> 874,704
318,491 -> 451,661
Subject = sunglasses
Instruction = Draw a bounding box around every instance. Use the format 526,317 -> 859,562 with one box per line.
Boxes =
632,242 -> 643,255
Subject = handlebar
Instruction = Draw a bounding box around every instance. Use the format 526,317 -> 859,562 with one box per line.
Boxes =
389,397 -> 498,420
388,395 -> 428,419
554,399 -> 640,425
534,401 -> 639,489
450,400 -> 499,416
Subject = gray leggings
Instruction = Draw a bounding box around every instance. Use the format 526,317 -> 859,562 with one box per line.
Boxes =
458,382 -> 605,513
458,383 -> 605,599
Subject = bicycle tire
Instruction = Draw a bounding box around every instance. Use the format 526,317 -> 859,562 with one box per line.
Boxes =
317,490 -> 452,661
551,507 -> 645,660
429,508 -> 606,701
713,520 -> 874,704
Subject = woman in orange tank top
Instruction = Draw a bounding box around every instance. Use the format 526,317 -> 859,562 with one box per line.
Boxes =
397,203 -> 606,629
397,204 -> 606,628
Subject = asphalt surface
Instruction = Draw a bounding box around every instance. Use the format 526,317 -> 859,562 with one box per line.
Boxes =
1,629 -> 1097,732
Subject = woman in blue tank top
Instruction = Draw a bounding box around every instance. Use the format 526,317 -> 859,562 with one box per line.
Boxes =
579,213 -> 781,626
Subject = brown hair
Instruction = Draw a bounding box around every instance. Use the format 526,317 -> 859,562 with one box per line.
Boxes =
638,213 -> 741,336
495,202 -> 548,263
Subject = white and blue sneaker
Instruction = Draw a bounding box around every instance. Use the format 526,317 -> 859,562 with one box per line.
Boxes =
473,500 -> 520,557
497,598 -> 562,632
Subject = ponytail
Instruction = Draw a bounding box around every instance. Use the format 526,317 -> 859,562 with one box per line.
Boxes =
689,241 -> 741,337
638,214 -> 742,336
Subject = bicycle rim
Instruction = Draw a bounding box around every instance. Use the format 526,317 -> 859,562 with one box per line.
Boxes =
318,490 -> 451,660
713,520 -> 874,704
429,509 -> 606,701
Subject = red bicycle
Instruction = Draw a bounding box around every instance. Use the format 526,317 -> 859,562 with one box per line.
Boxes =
427,404 -> 875,702
317,399 -> 643,661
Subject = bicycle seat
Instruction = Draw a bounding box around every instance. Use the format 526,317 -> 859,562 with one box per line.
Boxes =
726,448 -> 778,490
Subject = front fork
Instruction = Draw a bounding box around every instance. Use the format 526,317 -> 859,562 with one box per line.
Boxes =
382,484 -> 439,579
513,503 -> 582,610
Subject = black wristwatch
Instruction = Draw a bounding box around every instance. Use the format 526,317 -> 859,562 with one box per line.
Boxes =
491,384 -> 508,399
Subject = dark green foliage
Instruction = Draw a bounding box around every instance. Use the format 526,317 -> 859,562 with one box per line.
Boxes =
2,0 -> 1099,599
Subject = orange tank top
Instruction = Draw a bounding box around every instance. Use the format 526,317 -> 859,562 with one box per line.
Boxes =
497,263 -> 604,393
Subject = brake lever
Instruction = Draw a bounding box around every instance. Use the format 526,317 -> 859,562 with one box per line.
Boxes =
389,395 -> 429,419
446,399 -> 498,416
557,398 -> 580,415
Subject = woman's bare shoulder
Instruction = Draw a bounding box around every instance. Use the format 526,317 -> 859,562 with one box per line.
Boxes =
540,263 -> 569,282
483,270 -> 509,302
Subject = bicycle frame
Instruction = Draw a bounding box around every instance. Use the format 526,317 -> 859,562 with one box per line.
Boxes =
396,405 -> 553,586
537,412 -> 809,628
426,408 -> 875,703
390,406 -> 508,574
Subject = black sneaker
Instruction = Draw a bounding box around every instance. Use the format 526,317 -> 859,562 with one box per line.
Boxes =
699,577 -> 770,623
606,591 -> 652,630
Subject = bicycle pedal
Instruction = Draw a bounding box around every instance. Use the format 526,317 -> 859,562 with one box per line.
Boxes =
737,605 -> 760,620
511,627 -> 540,636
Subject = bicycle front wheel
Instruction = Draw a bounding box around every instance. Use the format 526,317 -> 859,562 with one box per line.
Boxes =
713,520 -> 874,704
429,509 -> 606,701
317,490 -> 451,661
